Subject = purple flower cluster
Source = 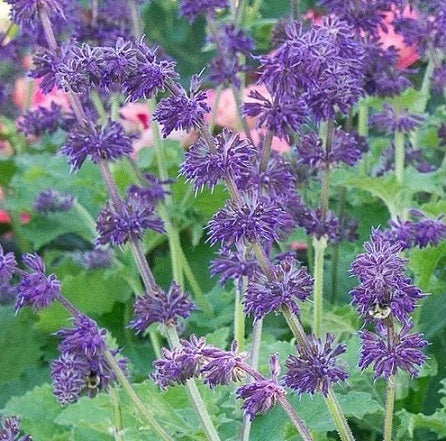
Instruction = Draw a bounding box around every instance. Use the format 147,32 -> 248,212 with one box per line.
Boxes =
33,189 -> 74,213
258,17 -> 365,121
294,204 -> 340,242
6,0 -> 67,28
359,326 -> 427,379
181,129 -> 257,191
370,104 -> 425,133
236,354 -> 285,421
210,247 -> 258,285
153,77 -> 210,137
296,129 -> 366,169
129,283 -> 195,333
244,256 -> 313,320
180,0 -> 228,22
95,194 -> 164,246
283,334 -> 348,396
127,174 -> 171,206
153,337 -> 247,390
62,120 -> 133,171
0,415 -> 31,441
350,229 -> 423,324
207,193 -> 294,247
351,230 -> 427,379
0,245 -> 17,283
15,254 -> 60,312
79,248 -> 112,270
52,314 -> 127,404
387,211 -> 446,249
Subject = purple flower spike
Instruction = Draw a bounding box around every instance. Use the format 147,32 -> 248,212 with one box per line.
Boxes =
180,0 -> 228,22
95,194 -> 164,246
129,282 -> 195,333
359,327 -> 427,378
207,194 -> 294,247
0,245 -> 17,283
236,354 -> 285,421
200,341 -> 248,388
62,120 -> 133,171
0,415 -> 32,441
244,256 -> 313,320
180,129 -> 257,191
123,40 -> 178,101
153,335 -> 208,389
153,77 -> 210,137
15,254 -> 60,312
283,334 -> 348,396
370,104 -> 425,133
6,0 -> 66,28
79,248 -> 112,270
210,247 -> 258,285
30,48 -> 60,94
53,314 -> 128,404
33,189 -> 74,213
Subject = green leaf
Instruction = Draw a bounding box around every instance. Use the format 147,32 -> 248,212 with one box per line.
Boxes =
395,409 -> 446,440
4,384 -> 68,441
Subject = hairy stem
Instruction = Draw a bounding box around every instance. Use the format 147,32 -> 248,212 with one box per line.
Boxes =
325,388 -> 355,441
234,277 -> 246,350
259,130 -> 274,172
312,235 -> 328,337
383,376 -> 395,441
394,130 -> 405,186
109,387 -> 124,441
209,85 -> 223,133
104,351 -> 174,441
281,305 -> 307,348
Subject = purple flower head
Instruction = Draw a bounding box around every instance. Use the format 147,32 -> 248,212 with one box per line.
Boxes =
153,77 -> 210,137
200,341 -> 248,388
180,0 -> 228,22
15,253 -> 60,312
0,415 -> 31,441
283,333 -> 348,396
296,132 -> 325,168
371,104 -> 425,133
207,193 -> 295,247
18,102 -> 73,137
350,229 -> 424,323
297,208 -> 339,242
208,55 -> 245,88
129,282 -> 195,333
210,247 -> 258,285
236,354 -> 285,421
218,24 -> 254,55
388,213 -> 446,249
243,88 -> 306,139
359,326 -> 427,378
55,43 -> 105,94
30,48 -> 60,94
123,40 -> 178,101
53,314 -> 127,404
79,248 -> 112,270
62,120 -> 132,171
153,335 -> 208,389
363,43 -> 411,98
433,64 -> 446,93
6,0 -> 66,28
95,194 -> 164,247
126,175 -> 170,206
0,245 -> 17,283
180,129 -> 257,191
244,256 -> 313,320
33,189 -> 74,213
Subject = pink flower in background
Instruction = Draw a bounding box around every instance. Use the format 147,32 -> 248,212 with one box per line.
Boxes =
378,5 -> 419,69
13,77 -> 71,111
249,129 -> 291,154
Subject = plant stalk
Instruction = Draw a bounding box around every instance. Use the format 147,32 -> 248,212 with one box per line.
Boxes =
234,277 -> 246,350
325,388 -> 355,441
394,130 -> 405,186
109,387 -> 124,441
383,376 -> 395,441
312,235 -> 328,337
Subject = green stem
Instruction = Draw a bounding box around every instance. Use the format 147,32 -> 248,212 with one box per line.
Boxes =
358,99 -> 369,138
230,84 -> 252,143
234,278 -> 246,351
394,131 -> 405,186
325,388 -> 355,441
383,376 -> 395,441
281,305 -> 307,348
109,387 -> 124,441
104,351 -> 173,441
209,85 -> 223,133
259,130 -> 273,172
290,0 -> 299,19
165,327 -> 222,441
312,236 -> 328,337
149,330 -> 162,359
72,200 -> 97,237
90,90 -> 107,122
127,0 -> 142,38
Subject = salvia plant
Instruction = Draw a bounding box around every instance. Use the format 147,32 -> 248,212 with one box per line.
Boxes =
0,0 -> 445,440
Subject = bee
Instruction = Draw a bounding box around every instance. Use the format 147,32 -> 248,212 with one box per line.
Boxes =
84,371 -> 101,399
368,303 -> 391,320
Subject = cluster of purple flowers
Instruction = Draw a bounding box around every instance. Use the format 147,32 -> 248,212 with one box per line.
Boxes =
370,104 -> 425,133
350,230 -> 427,378
180,0 -> 228,22
129,282 -> 195,332
0,416 -> 31,441
33,189 -> 74,213
52,314 -> 127,405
